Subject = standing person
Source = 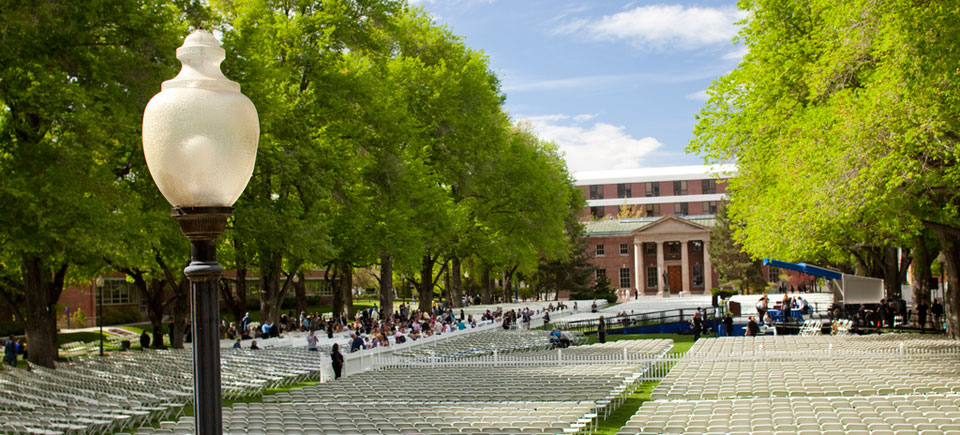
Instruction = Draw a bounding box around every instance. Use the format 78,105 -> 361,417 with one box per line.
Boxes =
598,316 -> 607,343
782,294 -> 791,322
331,343 -> 344,379
306,330 -> 319,352
233,339 -> 242,349
917,300 -> 929,332
746,317 -> 759,337
723,313 -> 734,337
4,336 -> 16,367
932,299 -> 944,331
756,295 -> 768,323
241,312 -> 251,335
139,330 -> 150,351
692,312 -> 703,341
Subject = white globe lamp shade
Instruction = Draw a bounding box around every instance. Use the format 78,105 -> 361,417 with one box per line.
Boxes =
142,30 -> 259,208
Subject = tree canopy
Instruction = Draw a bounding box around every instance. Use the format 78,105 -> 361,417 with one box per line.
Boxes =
690,0 -> 960,338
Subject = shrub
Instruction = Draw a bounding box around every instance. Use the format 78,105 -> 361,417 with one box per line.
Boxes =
70,307 -> 88,328
0,322 -> 23,337
711,288 -> 738,299
101,307 -> 141,326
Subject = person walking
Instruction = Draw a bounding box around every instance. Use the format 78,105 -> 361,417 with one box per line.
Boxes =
692,312 -> 703,341
4,336 -> 17,367
307,330 -> 319,352
932,299 -> 944,331
723,313 -> 734,337
917,300 -> 928,332
746,317 -> 759,337
597,316 -> 607,343
331,343 -> 344,379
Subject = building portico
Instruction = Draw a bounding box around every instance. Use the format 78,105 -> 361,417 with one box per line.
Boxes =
631,215 -> 712,296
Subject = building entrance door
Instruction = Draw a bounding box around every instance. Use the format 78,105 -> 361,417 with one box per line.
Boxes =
668,266 -> 682,294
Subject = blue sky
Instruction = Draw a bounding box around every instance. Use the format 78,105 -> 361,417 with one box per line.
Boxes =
410,0 -> 745,173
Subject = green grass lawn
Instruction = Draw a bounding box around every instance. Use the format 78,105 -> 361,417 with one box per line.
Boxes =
589,333 -> 697,434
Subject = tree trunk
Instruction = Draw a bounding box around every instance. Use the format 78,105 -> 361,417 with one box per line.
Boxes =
144,278 -> 166,335
259,252 -> 283,325
882,246 -> 903,300
340,263 -> 354,319
912,235 -> 936,307
329,267 -> 342,319
294,271 -> 307,316
929,226 -> 960,339
380,254 -> 394,319
451,257 -> 462,308
419,255 -> 434,313
481,267 -> 492,304
443,263 -> 452,305
503,270 -> 512,304
171,276 -> 189,349
219,267 -> 248,325
22,258 -> 66,368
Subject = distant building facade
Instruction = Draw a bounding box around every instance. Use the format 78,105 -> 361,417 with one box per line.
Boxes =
578,165 -> 816,298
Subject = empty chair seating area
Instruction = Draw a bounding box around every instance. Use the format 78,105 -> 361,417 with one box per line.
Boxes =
687,334 -> 960,356
141,401 -> 599,434
618,335 -> 960,434
0,347 -> 328,434
265,364 -> 642,404
390,330 -> 558,359
619,394 -> 960,435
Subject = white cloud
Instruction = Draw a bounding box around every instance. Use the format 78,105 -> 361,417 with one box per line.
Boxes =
558,4 -> 746,50
685,89 -> 708,101
520,114 -> 662,172
502,69 -> 726,92
722,45 -> 749,61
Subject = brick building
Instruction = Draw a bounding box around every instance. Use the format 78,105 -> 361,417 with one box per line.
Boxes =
578,164 -> 816,298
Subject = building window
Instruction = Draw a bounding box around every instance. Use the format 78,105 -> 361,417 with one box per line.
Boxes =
674,202 -> 689,216
706,201 -> 718,214
595,244 -> 605,256
644,243 -> 655,254
646,267 -> 658,288
693,264 -> 704,286
590,206 -> 604,218
589,185 -> 604,200
617,183 -> 632,198
596,269 -> 606,280
620,268 -> 631,289
304,279 -> 331,296
702,179 -> 717,194
673,180 -> 687,195
768,267 -> 780,283
644,204 -> 660,217
96,279 -> 136,305
668,242 -> 680,254
620,243 -> 629,255
645,182 -> 660,197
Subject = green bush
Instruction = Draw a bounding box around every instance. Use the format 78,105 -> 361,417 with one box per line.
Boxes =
101,307 -> 141,326
0,322 -> 23,337
570,291 -> 617,304
711,288 -> 738,299
70,307 -> 88,328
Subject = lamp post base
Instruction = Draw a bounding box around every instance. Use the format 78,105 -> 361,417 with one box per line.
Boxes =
173,206 -> 232,435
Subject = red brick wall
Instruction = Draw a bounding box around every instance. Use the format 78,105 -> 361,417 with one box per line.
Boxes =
58,284 -> 96,327
590,236 -> 636,290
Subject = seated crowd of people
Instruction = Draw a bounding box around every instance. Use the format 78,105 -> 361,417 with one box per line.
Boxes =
223,301 -> 571,353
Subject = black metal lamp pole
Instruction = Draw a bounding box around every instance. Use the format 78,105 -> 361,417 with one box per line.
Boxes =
172,206 -> 231,435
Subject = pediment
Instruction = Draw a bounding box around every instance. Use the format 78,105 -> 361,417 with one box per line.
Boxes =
631,215 -> 709,235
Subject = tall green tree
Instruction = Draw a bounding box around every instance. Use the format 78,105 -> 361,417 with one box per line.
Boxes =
690,0 -> 960,338
0,0 -> 185,367
709,202 -> 767,293
213,0 -> 402,324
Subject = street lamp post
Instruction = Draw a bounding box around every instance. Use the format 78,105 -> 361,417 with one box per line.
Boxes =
142,30 -> 259,435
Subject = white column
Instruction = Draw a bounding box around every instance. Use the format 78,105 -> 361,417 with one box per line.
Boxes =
703,239 -> 713,291
656,241 -> 666,297
681,240 -> 690,294
634,242 -> 642,298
